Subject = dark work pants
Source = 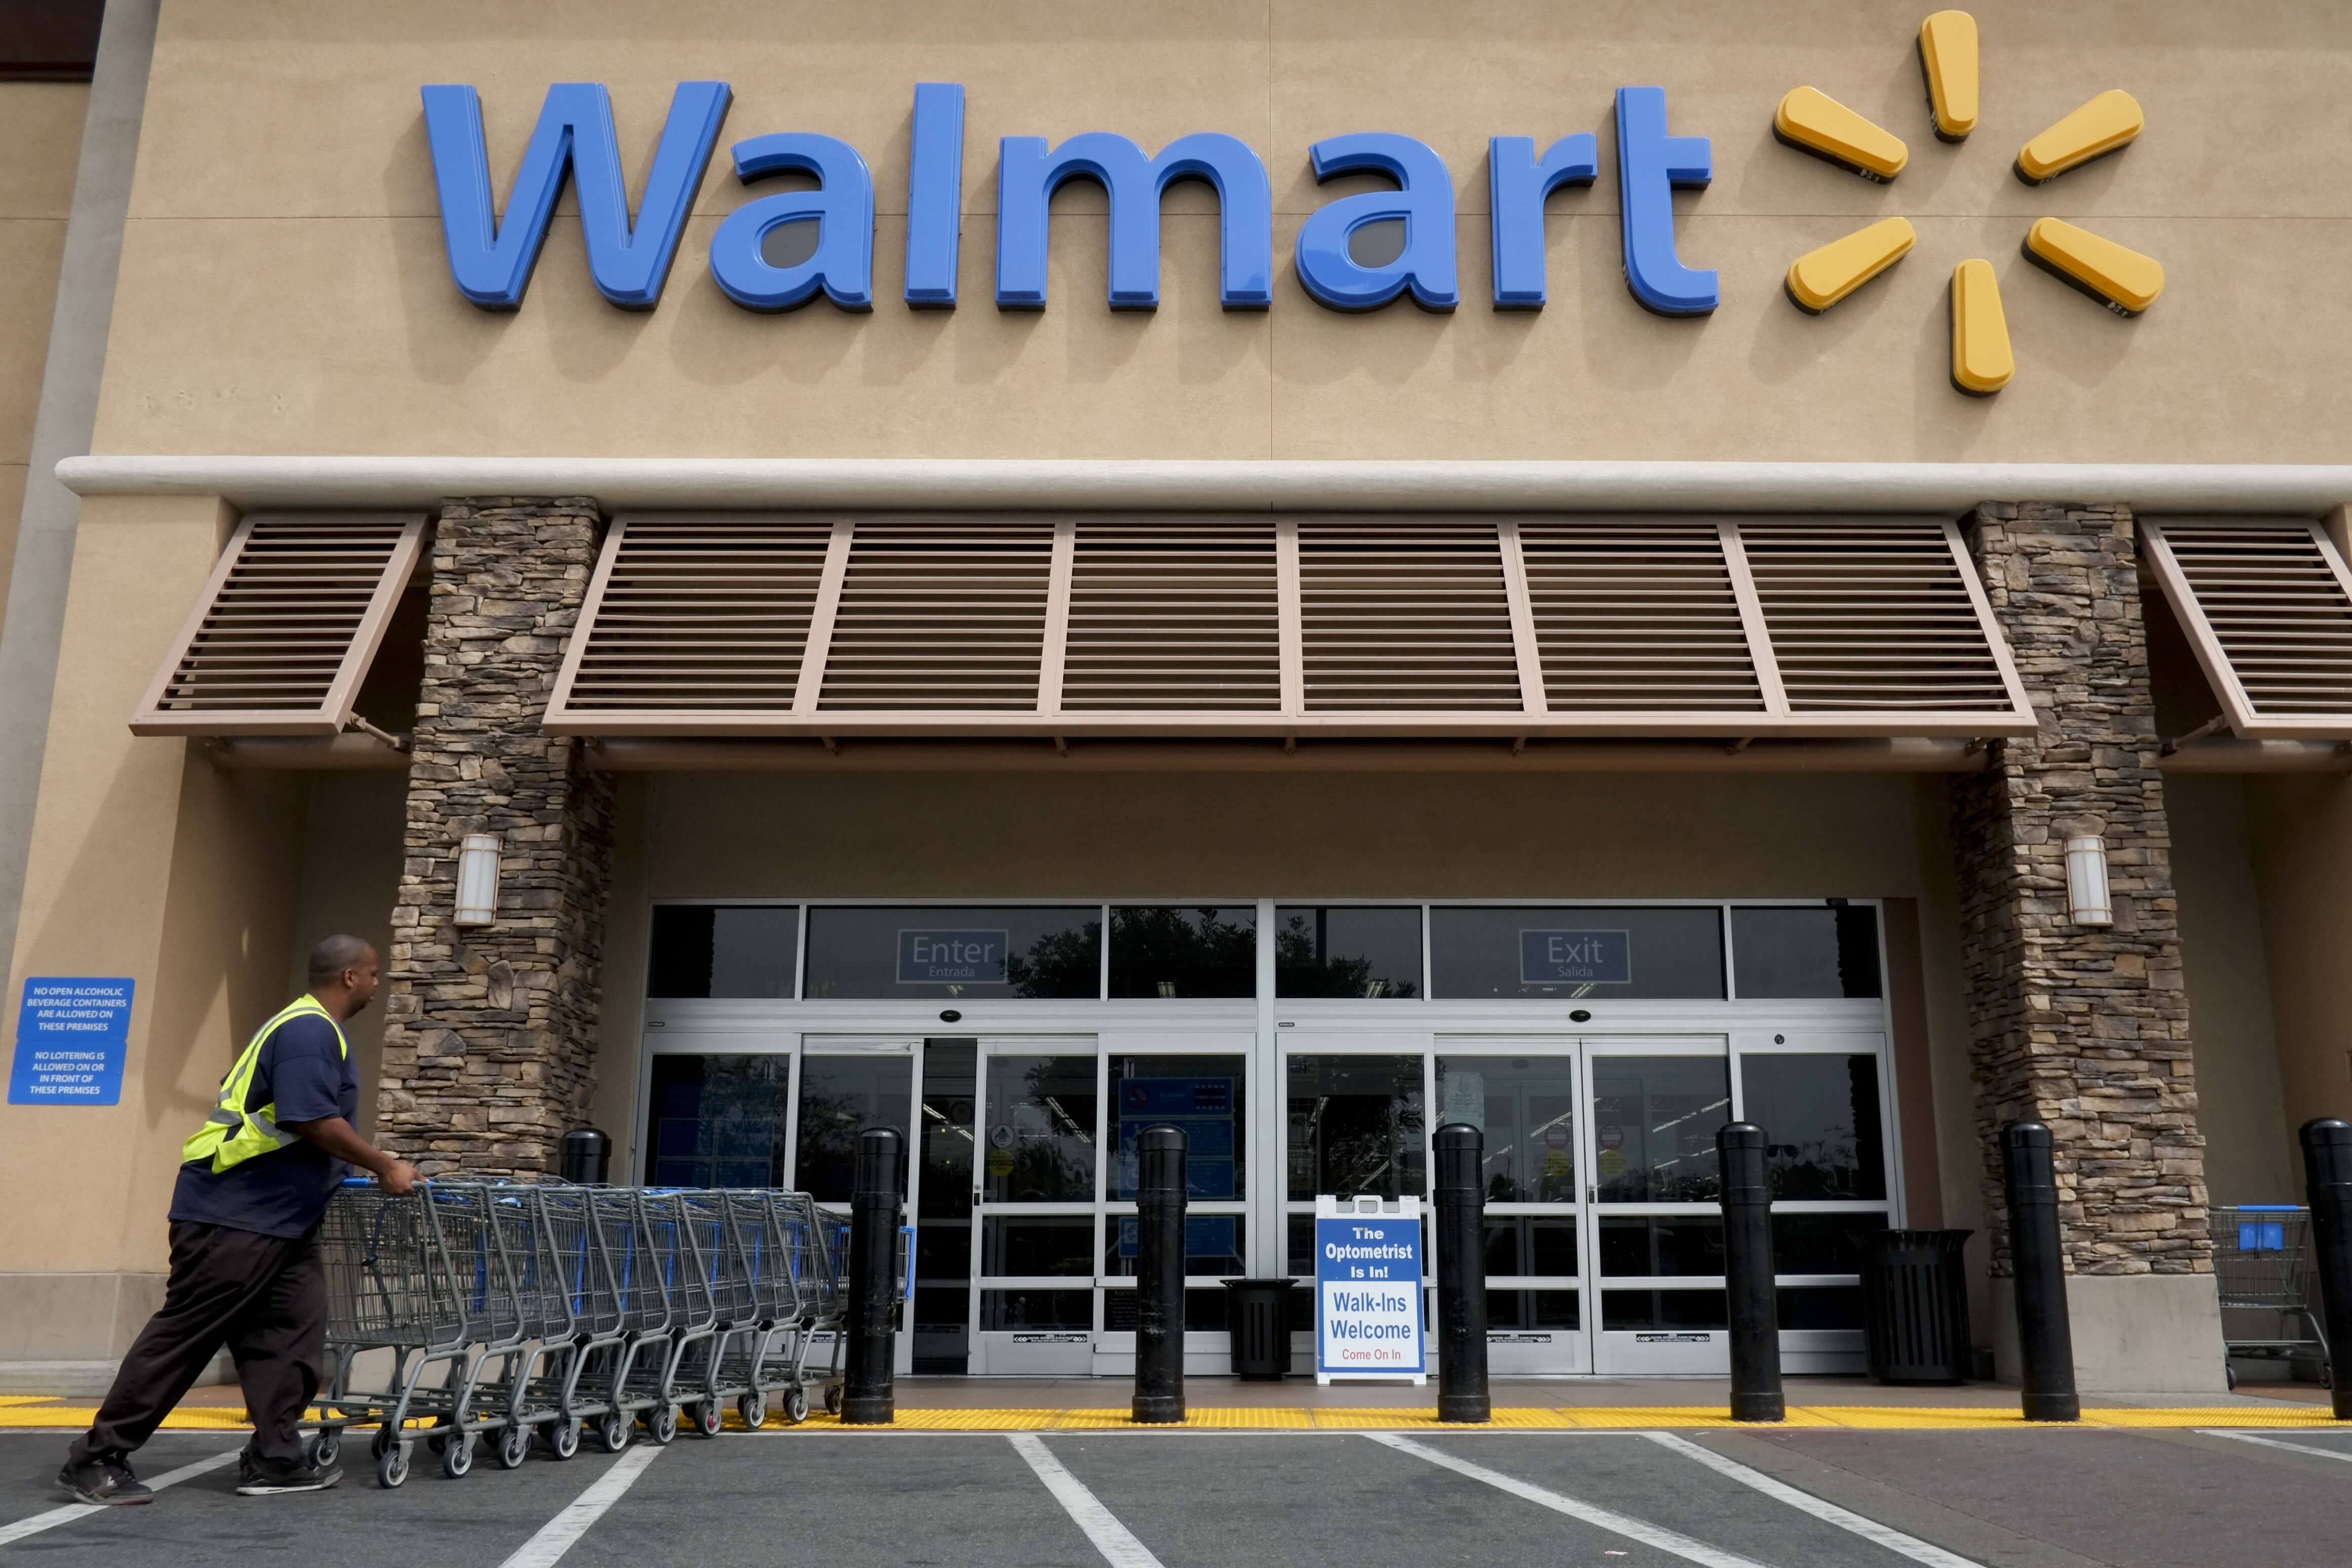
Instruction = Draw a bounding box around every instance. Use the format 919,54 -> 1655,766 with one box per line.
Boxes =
71,1221 -> 325,1471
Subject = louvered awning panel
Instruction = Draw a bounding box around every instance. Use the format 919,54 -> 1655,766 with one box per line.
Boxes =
1297,518 -> 1522,710
1740,519 -> 2024,712
543,512 -> 2035,739
2142,517 -> 2352,737
817,518 -> 1054,710
557,514 -> 830,714
1521,518 -> 1766,712
131,511 -> 426,736
1062,518 -> 1281,711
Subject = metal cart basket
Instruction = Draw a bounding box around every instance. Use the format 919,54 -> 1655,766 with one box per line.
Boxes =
2214,1204 -> 2330,1388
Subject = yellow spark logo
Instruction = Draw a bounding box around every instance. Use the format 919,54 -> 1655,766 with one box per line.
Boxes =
1772,10 -> 2161,395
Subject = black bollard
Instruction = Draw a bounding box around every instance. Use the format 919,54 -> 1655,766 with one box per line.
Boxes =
1132,1126 -> 1188,1424
1718,1122 -> 1784,1422
2299,1119 -> 2352,1419
1434,1123 -> 1491,1422
2002,1121 -> 2080,1422
557,1127 -> 610,1184
842,1126 -> 906,1426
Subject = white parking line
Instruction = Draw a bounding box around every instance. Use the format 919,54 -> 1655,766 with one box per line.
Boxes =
495,1445 -> 664,1568
1645,1432 -> 1986,1568
1007,1433 -> 1166,1568
1365,1431 -> 1770,1568
0,1447 -> 242,1548
2196,1428 -> 2352,1464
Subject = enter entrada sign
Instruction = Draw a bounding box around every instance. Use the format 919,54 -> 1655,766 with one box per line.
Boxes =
422,81 -> 1721,319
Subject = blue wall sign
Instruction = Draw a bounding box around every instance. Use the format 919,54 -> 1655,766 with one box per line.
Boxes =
1116,1076 -> 1239,1198
421,80 -> 1716,318
895,929 -> 1008,985
1315,1199 -> 1425,1380
1519,929 -> 1632,986
1115,1213 -> 1239,1261
7,977 -> 134,1106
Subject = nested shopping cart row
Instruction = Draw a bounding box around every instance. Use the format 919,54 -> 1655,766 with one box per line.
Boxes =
312,1181 -> 846,1487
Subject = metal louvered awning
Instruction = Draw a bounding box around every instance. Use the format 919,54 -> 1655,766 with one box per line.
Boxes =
2142,516 -> 2352,739
131,511 -> 426,736
545,512 -> 2034,739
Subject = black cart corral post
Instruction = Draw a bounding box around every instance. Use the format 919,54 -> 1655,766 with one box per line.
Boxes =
1132,1125 -> 1188,1424
2002,1121 -> 2080,1423
1718,1121 -> 1784,1422
842,1126 -> 906,1426
2300,1118 -> 2352,1419
1433,1123 -> 1491,1422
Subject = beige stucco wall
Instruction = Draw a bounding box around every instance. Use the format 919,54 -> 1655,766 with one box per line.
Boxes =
0,494 -> 311,1352
0,81 -> 87,644
88,1 -> 2352,464
2246,774 -> 2352,1145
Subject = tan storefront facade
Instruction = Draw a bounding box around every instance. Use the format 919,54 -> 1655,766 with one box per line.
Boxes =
5,0 -> 2352,1389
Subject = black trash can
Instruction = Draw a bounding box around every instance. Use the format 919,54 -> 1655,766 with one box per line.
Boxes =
1222,1278 -> 1298,1380
1855,1228 -> 1974,1384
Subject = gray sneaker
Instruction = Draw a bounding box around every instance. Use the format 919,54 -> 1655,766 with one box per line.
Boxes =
234,1452 -> 340,1496
57,1454 -> 153,1506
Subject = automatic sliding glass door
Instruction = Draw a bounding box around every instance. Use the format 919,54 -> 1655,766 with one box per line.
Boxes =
1586,1040 -> 1734,1374
1434,1045 -> 1588,1374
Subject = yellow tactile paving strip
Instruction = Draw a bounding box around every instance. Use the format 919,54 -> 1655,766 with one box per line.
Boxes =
0,1402 -> 2340,1433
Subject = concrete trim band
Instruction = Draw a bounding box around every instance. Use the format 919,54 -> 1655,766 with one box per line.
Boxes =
55,456 -> 2352,514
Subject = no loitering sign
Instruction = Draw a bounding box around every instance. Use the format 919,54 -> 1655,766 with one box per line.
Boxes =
1314,1194 -> 1426,1384
7,977 -> 134,1105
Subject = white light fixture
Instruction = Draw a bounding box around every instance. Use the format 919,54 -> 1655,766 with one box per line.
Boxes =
2064,835 -> 2113,926
454,833 -> 501,926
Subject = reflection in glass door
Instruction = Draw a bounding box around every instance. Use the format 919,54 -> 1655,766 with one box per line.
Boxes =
1587,1041 -> 1734,1374
972,1045 -> 1099,1373
1434,1046 -> 1587,1374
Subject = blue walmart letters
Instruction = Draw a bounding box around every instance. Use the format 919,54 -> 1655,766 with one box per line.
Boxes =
423,81 -> 1716,317
421,81 -> 731,310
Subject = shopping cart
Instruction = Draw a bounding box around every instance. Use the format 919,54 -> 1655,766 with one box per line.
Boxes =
2214,1203 -> 2330,1389
313,1179 -> 517,1486
751,1197 -> 848,1423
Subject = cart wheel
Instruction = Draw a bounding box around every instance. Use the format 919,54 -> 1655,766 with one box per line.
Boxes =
2323,1363 -> 2335,1391
648,1403 -> 678,1445
692,1399 -> 723,1439
823,1384 -> 843,1416
2225,1364 -> 2237,1391
784,1386 -> 809,1425
497,1424 -> 530,1470
372,1423 -> 396,1460
739,1392 -> 768,1431
547,1418 -> 581,1460
598,1413 -> 631,1454
376,1441 -> 410,1489
310,1432 -> 340,1469
441,1431 -> 475,1479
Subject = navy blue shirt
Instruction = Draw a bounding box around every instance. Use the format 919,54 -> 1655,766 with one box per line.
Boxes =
170,1007 -> 357,1239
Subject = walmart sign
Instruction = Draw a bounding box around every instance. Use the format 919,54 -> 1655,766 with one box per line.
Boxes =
421,80 -> 1720,319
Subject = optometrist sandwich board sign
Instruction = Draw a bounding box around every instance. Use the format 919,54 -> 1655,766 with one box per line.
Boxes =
1314,1194 -> 1426,1386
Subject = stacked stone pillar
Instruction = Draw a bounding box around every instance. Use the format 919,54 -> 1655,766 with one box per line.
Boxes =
376,498 -> 614,1176
1954,502 -> 2210,1281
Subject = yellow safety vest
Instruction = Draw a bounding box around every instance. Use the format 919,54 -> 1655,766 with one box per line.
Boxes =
180,995 -> 348,1174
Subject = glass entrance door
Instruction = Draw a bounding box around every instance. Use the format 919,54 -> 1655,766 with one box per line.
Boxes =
1434,1045 -> 1588,1374
1586,1039 -> 1734,1374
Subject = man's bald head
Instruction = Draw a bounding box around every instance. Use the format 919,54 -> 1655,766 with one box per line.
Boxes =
308,934 -> 374,989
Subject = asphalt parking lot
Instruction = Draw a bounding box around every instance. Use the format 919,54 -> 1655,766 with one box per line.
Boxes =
4,1425 -> 2348,1568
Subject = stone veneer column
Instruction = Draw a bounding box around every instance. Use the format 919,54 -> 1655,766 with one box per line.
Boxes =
1954,502 -> 2211,1285
377,498 -> 614,1176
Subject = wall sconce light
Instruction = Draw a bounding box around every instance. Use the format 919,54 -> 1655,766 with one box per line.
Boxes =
2064,835 -> 2113,926
454,833 -> 501,927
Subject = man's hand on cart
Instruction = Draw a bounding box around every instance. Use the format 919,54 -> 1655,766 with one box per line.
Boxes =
288,1114 -> 420,1194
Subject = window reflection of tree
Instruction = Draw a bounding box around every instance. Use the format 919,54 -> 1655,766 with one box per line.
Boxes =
1112,907 -> 1255,996
1274,913 -> 1420,998
795,1088 -> 870,1197
1005,921 -> 1104,999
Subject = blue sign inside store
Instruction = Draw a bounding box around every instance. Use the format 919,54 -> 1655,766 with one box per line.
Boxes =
1115,1214 -> 1239,1263
896,929 -> 1008,985
1117,1077 -> 1237,1198
7,977 -> 134,1105
1519,929 -> 1632,987
421,81 -> 1719,317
